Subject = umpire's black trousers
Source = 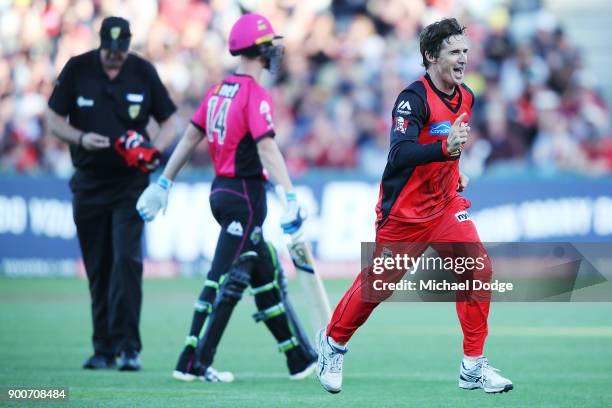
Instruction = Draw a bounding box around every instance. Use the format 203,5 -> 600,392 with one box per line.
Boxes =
73,190 -> 144,357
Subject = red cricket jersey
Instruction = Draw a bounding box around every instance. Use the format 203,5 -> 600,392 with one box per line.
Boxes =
191,74 -> 275,179
376,73 -> 474,225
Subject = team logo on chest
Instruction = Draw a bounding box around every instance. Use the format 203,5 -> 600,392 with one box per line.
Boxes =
128,104 -> 141,119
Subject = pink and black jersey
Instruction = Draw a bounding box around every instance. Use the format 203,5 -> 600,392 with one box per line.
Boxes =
191,74 -> 275,179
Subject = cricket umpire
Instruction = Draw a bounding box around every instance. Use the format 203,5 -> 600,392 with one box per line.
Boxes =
46,16 -> 177,371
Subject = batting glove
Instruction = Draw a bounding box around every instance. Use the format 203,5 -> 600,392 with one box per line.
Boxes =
280,191 -> 306,237
136,176 -> 172,222
115,130 -> 161,174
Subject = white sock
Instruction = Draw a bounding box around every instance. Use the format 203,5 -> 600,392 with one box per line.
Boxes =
463,355 -> 483,369
327,336 -> 347,351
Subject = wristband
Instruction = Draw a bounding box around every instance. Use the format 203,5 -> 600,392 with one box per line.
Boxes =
78,132 -> 86,147
441,140 -> 450,157
157,176 -> 173,190
285,191 -> 297,202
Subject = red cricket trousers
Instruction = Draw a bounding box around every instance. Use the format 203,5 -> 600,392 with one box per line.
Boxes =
326,196 -> 491,357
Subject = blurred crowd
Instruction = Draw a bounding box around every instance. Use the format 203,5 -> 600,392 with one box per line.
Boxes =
1,0 -> 611,178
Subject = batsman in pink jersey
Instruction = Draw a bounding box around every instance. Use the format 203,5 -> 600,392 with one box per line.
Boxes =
192,74 -> 276,178
136,13 -> 317,382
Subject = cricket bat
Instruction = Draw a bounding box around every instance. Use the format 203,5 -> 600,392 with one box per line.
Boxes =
276,186 -> 332,333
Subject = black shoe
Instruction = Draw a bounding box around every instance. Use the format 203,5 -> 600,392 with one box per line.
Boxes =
118,350 -> 141,371
82,354 -> 116,369
286,347 -> 317,379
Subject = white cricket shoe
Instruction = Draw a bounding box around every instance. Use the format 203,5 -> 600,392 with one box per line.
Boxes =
173,365 -> 234,383
315,329 -> 347,394
459,357 -> 513,393
203,366 -> 235,383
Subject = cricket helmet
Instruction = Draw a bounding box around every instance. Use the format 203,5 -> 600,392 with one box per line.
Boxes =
228,13 -> 281,56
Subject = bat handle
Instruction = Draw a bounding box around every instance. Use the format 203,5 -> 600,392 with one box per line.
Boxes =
276,184 -> 305,242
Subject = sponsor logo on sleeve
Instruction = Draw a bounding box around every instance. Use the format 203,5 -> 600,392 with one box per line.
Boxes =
260,101 -> 273,129
395,100 -> 412,115
429,121 -> 451,136
259,100 -> 270,114
394,116 -> 408,133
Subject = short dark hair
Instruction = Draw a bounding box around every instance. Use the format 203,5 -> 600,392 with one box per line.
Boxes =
419,18 -> 466,69
230,42 -> 272,58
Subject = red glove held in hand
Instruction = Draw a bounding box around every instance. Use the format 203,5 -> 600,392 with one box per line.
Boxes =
114,130 -> 160,174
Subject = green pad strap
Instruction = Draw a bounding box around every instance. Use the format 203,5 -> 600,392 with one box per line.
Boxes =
194,300 -> 212,313
250,281 -> 278,295
267,241 -> 281,283
204,279 -> 219,290
252,303 -> 286,322
266,241 -> 279,269
250,242 -> 281,296
277,337 -> 299,352
185,335 -> 198,348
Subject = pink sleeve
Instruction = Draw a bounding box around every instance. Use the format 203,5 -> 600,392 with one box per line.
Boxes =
190,90 -> 210,132
247,86 -> 275,141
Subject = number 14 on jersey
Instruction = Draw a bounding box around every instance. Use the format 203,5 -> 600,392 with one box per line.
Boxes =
206,96 -> 231,145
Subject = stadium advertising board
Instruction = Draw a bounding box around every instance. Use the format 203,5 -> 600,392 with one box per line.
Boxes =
1,176 -> 611,277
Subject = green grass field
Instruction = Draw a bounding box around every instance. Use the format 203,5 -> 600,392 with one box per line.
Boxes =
1,278 -> 611,407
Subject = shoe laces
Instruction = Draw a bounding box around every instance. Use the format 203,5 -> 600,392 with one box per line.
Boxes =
481,358 -> 504,381
321,333 -> 346,374
481,358 -> 500,372
329,352 -> 344,374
